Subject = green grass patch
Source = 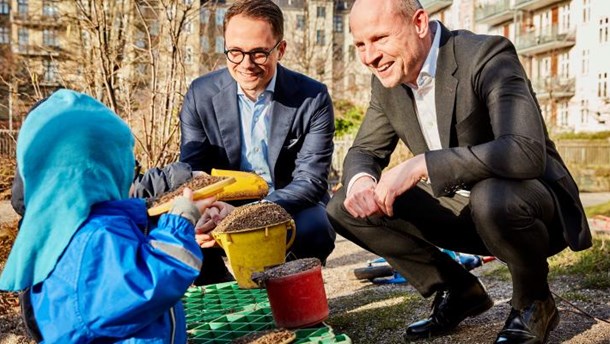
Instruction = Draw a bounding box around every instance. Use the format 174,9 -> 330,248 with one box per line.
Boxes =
559,290 -> 591,302
552,131 -> 610,140
549,235 -> 610,289
585,200 -> 610,218
479,261 -> 511,281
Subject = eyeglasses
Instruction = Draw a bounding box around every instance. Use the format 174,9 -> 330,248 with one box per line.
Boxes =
224,40 -> 283,65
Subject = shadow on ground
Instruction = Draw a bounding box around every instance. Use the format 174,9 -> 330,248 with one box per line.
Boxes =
325,261 -> 610,344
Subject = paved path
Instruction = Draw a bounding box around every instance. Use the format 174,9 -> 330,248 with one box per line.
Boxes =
579,192 -> 610,207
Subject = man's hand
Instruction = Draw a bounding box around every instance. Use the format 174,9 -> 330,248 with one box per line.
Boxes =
344,176 -> 382,218
374,154 -> 428,217
194,201 -> 235,248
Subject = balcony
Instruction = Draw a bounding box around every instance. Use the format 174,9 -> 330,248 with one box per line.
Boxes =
513,0 -> 566,12
532,76 -> 575,99
14,44 -> 61,57
11,13 -> 64,27
516,24 -> 575,56
421,0 -> 453,14
475,0 -> 513,26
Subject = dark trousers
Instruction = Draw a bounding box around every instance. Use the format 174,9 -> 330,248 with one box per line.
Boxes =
326,178 -> 567,309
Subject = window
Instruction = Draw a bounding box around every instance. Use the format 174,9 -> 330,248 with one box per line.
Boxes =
43,0 -> 58,16
216,8 -> 226,26
0,26 -> 8,44
82,31 -> 90,48
348,45 -> 355,61
43,29 -> 58,47
0,0 -> 9,15
215,36 -> 224,53
43,60 -> 58,83
316,6 -> 325,18
559,4 -> 570,32
333,15 -> 343,33
598,72 -> 608,98
296,15 -> 305,30
183,21 -> 193,34
558,102 -> 569,127
201,36 -> 209,53
150,22 -> 159,36
200,8 -> 209,25
134,31 -> 145,48
558,52 -> 569,78
581,49 -> 589,75
316,30 -> 325,46
583,0 -> 590,23
184,46 -> 193,64
580,99 -> 589,124
333,44 -> 343,60
18,28 -> 28,50
17,0 -> 27,15
600,17 -> 609,43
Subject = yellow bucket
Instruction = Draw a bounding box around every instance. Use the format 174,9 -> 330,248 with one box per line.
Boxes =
212,220 -> 296,289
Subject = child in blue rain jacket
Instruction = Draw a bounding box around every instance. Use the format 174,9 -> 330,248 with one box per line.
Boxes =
0,89 -> 211,343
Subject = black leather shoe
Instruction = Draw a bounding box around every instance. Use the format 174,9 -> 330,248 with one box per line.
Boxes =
495,295 -> 559,344
405,279 -> 493,340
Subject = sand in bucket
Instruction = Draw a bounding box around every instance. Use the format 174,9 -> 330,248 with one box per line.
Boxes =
212,202 -> 296,289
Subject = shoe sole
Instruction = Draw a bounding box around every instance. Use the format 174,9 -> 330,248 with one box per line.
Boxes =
404,297 -> 494,340
542,308 -> 560,343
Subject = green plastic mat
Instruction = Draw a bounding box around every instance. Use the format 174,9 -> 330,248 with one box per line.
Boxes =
183,282 -> 351,344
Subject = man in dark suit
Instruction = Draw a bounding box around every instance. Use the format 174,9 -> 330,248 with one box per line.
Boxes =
326,0 -> 591,343
179,0 -> 336,284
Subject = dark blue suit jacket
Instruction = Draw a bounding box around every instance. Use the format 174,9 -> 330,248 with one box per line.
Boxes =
179,65 -> 335,214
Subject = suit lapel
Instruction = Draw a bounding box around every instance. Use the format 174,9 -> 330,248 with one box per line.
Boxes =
435,24 -> 458,149
395,84 -> 429,154
268,65 -> 297,175
212,76 -> 241,168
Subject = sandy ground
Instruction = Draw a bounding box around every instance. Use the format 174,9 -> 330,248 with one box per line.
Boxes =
1,195 -> 610,343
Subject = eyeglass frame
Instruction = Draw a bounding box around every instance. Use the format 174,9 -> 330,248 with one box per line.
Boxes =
223,40 -> 283,65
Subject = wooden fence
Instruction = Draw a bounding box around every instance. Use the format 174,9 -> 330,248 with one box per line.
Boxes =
555,140 -> 610,166
331,138 -> 610,192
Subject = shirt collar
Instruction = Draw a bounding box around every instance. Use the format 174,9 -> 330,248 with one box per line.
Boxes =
237,68 -> 278,99
413,20 -> 441,88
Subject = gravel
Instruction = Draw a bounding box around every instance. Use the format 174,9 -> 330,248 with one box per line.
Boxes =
1,201 -> 609,344
322,236 -> 610,344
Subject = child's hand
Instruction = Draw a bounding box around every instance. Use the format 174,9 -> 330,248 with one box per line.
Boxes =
181,187 -> 217,215
168,188 -> 215,226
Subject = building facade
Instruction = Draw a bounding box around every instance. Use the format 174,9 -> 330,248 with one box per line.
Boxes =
426,0 -> 610,133
1,0 -> 609,133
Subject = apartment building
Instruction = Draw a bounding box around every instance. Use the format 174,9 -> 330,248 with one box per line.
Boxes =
0,0 -> 80,130
426,0 -> 610,133
2,0 -> 607,133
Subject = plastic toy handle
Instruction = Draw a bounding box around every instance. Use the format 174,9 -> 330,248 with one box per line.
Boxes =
286,220 -> 296,249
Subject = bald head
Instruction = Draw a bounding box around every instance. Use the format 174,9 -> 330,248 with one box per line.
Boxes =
352,0 -> 422,19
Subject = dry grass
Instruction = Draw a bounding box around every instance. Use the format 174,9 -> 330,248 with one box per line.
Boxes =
0,155 -> 16,201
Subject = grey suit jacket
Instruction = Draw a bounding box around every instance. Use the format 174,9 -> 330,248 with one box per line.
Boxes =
343,23 -> 591,251
179,64 -> 335,214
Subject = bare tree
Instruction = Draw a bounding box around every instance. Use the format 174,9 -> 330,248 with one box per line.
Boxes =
63,0 -> 213,168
